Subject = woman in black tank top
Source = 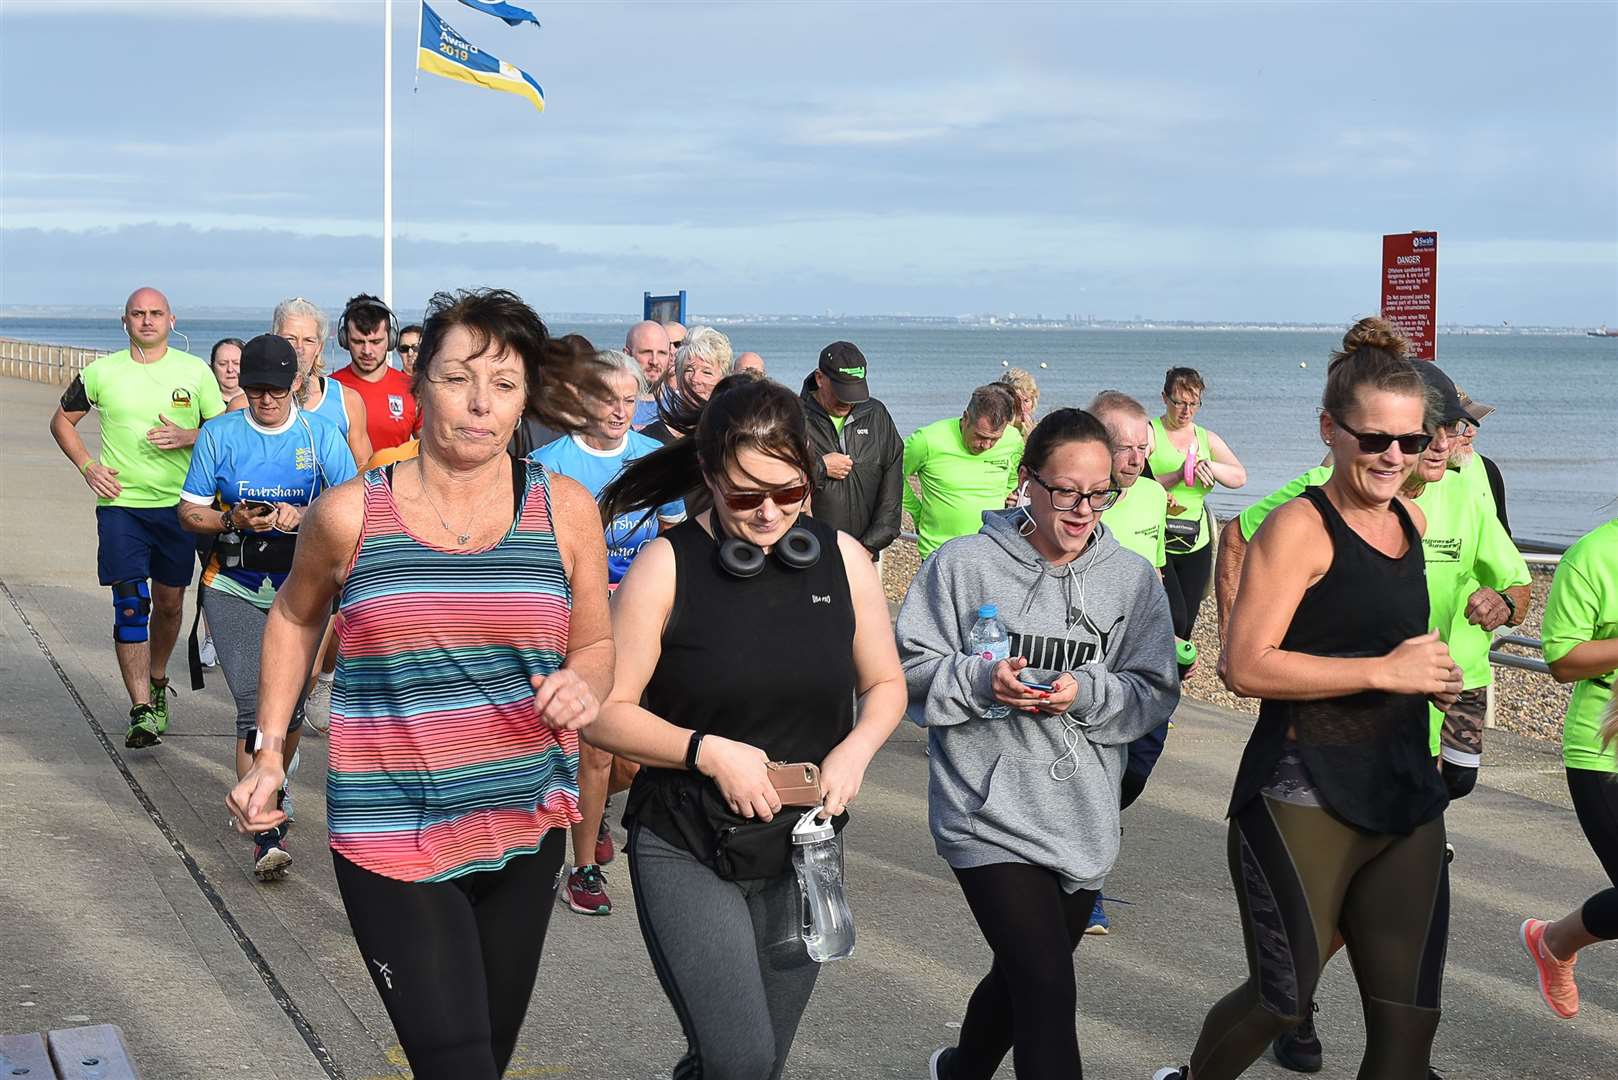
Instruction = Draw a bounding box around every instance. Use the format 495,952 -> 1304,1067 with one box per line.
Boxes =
1156,324 -> 1464,1080
590,375 -> 906,1080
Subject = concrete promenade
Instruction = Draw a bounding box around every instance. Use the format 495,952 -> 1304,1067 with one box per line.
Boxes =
1,375 -> 1612,1079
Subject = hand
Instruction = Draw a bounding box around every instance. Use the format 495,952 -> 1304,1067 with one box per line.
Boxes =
530,669 -> 599,732
817,741 -> 871,820
1380,630 -> 1464,698
227,756 -> 288,834
696,735 -> 780,821
1032,672 -> 1080,714
990,657 -> 1052,711
1464,587 -> 1511,632
823,452 -> 853,481
270,502 -> 305,533
1166,494 -> 1187,515
146,413 -> 191,450
230,503 -> 276,532
1194,460 -> 1217,489
82,461 -> 122,499
1429,686 -> 1463,713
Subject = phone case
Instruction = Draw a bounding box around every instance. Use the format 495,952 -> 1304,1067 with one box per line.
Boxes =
766,761 -> 823,807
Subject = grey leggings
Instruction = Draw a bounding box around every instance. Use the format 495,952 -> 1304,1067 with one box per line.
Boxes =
1188,797 -> 1448,1080
628,823 -> 820,1080
204,588 -> 304,739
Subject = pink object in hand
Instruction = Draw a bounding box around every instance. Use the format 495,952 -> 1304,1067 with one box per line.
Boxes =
1183,442 -> 1198,488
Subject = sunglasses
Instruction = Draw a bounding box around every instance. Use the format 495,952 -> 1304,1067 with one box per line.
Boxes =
398,344 -> 419,354
1332,416 -> 1433,456
1028,472 -> 1120,511
718,481 -> 810,512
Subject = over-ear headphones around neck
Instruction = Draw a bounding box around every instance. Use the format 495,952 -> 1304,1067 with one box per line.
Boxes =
337,296 -> 400,353
716,519 -> 822,579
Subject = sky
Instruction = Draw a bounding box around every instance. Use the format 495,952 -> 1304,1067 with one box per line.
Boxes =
2,0 -> 1615,324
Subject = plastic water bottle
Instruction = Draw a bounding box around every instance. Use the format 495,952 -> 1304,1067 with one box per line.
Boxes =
792,808 -> 855,962
967,604 -> 1012,719
1176,638 -> 1198,681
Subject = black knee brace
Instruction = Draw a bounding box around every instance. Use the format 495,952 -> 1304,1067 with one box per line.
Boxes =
1441,760 -> 1478,801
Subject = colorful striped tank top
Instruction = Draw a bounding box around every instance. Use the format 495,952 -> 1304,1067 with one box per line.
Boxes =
327,460 -> 580,882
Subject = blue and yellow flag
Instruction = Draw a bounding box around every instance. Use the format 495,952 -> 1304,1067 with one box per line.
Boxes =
418,2 -> 544,112
456,0 -> 541,28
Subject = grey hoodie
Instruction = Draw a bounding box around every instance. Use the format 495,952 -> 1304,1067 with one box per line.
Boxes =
896,508 -> 1179,892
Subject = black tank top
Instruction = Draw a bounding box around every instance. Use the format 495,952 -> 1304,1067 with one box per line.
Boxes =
1229,486 -> 1449,834
626,513 -> 856,851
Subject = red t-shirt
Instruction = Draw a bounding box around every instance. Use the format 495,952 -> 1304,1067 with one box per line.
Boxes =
331,365 -> 420,451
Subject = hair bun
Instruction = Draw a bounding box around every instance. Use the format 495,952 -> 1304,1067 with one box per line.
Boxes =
1340,316 -> 1408,357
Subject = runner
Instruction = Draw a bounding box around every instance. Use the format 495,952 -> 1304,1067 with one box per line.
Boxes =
209,337 -> 244,408
396,323 -> 422,376
1147,367 -> 1246,640
1155,330 -> 1461,1080
179,335 -> 355,879
532,348 -> 685,916
331,293 -> 420,453
273,296 -> 370,468
998,367 -> 1041,437
900,407 -> 1178,1080
48,287 -> 228,747
227,288 -> 612,1079
1518,518 -> 1617,1018
591,375 -> 905,1080
903,384 -> 1025,558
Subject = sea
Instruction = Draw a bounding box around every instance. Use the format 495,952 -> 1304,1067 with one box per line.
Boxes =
4,316 -> 1612,548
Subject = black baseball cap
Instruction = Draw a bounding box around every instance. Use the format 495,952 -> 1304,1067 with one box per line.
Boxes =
239,333 -> 299,390
817,341 -> 869,404
1414,361 -> 1468,427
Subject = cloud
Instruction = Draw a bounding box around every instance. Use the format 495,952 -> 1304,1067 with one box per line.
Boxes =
2,0 -> 371,21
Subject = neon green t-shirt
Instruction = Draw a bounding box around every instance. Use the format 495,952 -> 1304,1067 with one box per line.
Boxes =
1540,519 -> 1618,773
79,348 -> 228,508
1103,478 -> 1167,568
1148,418 -> 1214,553
829,412 -> 848,436
902,417 -> 1023,558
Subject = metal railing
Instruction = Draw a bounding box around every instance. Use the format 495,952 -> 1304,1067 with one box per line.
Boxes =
0,338 -> 106,385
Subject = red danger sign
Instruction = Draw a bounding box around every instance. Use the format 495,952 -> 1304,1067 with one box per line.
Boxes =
1381,231 -> 1437,361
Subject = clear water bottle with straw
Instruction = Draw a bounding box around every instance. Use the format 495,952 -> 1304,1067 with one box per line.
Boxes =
792,807 -> 855,962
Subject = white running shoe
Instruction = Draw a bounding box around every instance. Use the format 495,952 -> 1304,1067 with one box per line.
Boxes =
199,632 -> 217,669
303,674 -> 333,734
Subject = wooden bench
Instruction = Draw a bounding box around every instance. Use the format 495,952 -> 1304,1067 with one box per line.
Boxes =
0,1025 -> 138,1079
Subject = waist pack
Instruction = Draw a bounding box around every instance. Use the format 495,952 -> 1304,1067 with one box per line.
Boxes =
629,770 -> 844,881
216,531 -> 298,574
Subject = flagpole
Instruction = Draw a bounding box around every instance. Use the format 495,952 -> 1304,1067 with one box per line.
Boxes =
383,0 -> 394,310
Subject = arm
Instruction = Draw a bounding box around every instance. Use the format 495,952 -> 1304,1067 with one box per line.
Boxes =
50,402 -> 125,499
1215,520 -> 1249,644
858,415 -> 905,555
1463,511 -> 1532,630
1542,559 -> 1618,683
342,386 -> 372,467
1224,499 -> 1458,701
901,429 -> 925,520
1204,430 -> 1247,489
1549,640 -> 1618,683
817,532 -> 906,816
538,474 -> 616,718
895,548 -> 995,727
225,478 -> 364,832
586,538 -> 783,820
1064,566 -> 1180,745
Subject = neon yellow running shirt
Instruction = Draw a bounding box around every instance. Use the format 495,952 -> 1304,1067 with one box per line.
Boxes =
1148,417 -> 1214,553
1103,478 -> 1167,568
902,417 -> 1023,558
79,348 -> 228,507
1541,519 -> 1618,773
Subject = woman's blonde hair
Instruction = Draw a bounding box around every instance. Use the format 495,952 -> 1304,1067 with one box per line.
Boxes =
1601,694 -> 1617,755
999,368 -> 1040,436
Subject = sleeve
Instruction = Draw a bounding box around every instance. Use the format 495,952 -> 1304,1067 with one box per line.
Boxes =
1471,509 -> 1530,592
659,496 -> 687,524
895,552 -> 996,728
81,364 -> 102,407
322,425 -> 359,487
1005,429 -> 1025,495
901,428 -> 926,520
180,426 -> 220,505
858,409 -> 904,554
1153,491 -> 1167,568
1239,471 -> 1314,541
1540,558 -> 1597,666
1067,568 -> 1181,745
197,372 -> 228,421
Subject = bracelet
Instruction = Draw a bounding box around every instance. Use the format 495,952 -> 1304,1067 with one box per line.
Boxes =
80,459 -> 95,475
684,731 -> 705,773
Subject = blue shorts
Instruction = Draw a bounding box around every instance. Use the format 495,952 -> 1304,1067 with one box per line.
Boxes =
96,505 -> 195,588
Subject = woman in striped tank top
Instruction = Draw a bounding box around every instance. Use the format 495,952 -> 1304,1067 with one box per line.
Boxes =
228,289 -> 613,1080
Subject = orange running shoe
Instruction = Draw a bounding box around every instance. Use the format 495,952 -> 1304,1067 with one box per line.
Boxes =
1520,919 -> 1579,1018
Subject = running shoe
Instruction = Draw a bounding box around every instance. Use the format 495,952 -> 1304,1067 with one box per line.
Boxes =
124,703 -> 162,749
280,750 -> 298,825
1151,1069 -> 1188,1080
1519,918 -> 1579,1018
253,825 -> 291,881
928,1046 -> 954,1079
565,864 -> 611,915
595,818 -> 616,866
148,678 -> 173,734
303,673 -> 333,734
199,633 -> 217,669
1085,896 -> 1110,936
1271,999 -> 1322,1072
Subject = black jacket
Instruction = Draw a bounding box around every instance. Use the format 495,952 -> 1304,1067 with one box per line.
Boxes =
799,375 -> 904,555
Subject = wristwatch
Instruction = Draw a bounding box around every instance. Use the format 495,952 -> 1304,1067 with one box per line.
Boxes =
684,731 -> 706,773
1500,592 -> 1517,623
220,507 -> 233,531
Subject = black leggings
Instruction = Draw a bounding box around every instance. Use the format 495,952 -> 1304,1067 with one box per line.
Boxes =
332,830 -> 566,1080
943,862 -> 1099,1080
1568,767 -> 1618,940
1165,540 -> 1212,640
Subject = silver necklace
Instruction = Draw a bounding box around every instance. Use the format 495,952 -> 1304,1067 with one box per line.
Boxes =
418,464 -> 472,545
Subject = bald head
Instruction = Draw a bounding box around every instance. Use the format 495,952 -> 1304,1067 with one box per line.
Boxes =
1087,390 -> 1150,487
123,287 -> 174,353
735,351 -> 765,375
626,320 -> 672,384
662,321 -> 687,350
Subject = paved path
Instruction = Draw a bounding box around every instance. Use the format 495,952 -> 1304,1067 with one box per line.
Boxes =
1,375 -> 1612,1079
